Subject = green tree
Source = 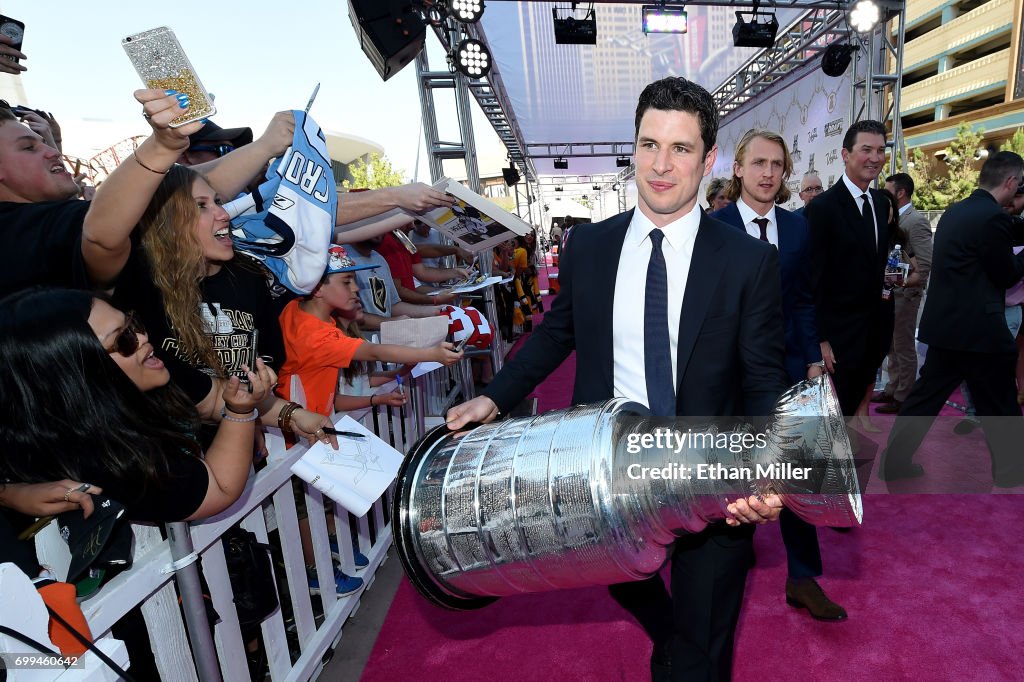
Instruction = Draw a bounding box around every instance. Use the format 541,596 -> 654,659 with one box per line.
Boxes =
1000,127 -> 1024,155
903,122 -> 984,210
342,153 -> 405,190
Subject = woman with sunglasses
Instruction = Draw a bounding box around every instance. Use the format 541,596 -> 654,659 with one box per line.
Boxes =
0,288 -> 271,522
110,164 -> 335,446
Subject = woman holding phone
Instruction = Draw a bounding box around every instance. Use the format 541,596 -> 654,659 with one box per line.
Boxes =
0,289 -> 270,521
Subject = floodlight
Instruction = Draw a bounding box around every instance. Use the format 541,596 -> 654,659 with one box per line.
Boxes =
502,166 -> 521,185
451,38 -> 491,78
555,186 -> 564,192
733,11 -> 779,48
642,5 -> 688,34
553,6 -> 597,45
616,156 -> 631,167
592,184 -> 601,191
821,42 -> 857,77
447,0 -> 485,24
849,0 -> 880,33
553,157 -> 569,170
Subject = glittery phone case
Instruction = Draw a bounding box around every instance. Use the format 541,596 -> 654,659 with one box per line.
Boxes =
122,26 -> 216,128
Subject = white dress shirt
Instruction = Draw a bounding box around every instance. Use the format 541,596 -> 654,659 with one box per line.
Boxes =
842,173 -> 878,247
612,205 -> 701,408
735,197 -> 779,247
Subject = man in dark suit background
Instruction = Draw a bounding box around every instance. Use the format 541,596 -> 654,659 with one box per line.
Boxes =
448,78 -> 790,681
880,152 -> 1024,486
793,171 -> 824,217
804,120 -> 894,417
710,129 -> 846,622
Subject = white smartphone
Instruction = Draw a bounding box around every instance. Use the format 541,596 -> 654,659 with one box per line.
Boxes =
122,26 -> 216,128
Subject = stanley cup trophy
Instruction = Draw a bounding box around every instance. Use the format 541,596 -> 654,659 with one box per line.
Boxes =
393,375 -> 862,610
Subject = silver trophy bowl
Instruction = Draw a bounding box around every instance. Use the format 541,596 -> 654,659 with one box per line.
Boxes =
393,374 -> 861,609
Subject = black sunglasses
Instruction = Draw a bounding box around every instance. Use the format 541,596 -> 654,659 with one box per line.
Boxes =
189,143 -> 235,157
105,311 -> 146,357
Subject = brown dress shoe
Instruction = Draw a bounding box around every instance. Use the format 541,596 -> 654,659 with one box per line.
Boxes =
869,391 -> 894,404
874,400 -> 903,414
785,578 -> 848,621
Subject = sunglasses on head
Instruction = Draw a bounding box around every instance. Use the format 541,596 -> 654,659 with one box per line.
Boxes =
105,312 -> 146,357
188,143 -> 235,157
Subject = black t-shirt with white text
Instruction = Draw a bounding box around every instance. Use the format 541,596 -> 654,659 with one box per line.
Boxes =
113,253 -> 286,405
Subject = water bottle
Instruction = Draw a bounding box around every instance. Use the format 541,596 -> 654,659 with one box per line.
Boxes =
886,244 -> 906,285
883,244 -> 906,300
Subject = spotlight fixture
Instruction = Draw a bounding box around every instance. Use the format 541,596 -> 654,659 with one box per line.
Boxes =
732,3 -> 779,48
611,182 -> 621,191
616,156 -> 631,167
552,5 -> 597,45
821,42 -> 857,77
592,184 -> 601,191
642,5 -> 688,34
502,165 -> 521,186
553,157 -> 569,170
849,0 -> 881,33
447,0 -> 485,24
451,38 -> 491,77
554,186 -> 564,192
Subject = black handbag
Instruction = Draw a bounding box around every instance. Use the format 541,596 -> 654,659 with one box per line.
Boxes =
222,527 -> 279,630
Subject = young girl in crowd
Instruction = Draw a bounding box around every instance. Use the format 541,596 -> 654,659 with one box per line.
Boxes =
111,165 -> 333,446
0,289 -> 271,522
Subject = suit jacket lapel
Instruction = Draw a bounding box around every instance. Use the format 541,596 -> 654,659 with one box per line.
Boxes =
597,211 -> 632,390
675,213 -> 727,393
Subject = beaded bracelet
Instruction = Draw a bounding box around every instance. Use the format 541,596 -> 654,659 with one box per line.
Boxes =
221,406 -> 258,423
277,401 -> 301,433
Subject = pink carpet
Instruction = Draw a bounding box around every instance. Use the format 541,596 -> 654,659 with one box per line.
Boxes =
364,291 -> 1024,681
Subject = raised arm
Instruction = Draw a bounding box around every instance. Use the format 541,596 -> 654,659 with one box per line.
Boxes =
338,183 -> 454,226
81,90 -> 204,288
196,110 -> 295,199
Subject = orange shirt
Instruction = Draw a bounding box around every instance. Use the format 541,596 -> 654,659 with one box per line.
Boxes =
277,299 -> 364,416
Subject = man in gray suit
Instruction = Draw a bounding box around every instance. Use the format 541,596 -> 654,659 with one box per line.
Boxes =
872,173 -> 933,413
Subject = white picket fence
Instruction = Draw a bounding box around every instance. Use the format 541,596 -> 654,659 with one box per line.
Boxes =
0,367 -> 462,682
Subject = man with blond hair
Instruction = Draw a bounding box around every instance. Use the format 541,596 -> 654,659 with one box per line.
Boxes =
711,129 -> 845,622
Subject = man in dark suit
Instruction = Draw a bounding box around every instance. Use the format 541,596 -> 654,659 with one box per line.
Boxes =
804,120 -> 894,417
710,129 -> 845,622
880,152 -> 1024,486
448,78 -> 790,681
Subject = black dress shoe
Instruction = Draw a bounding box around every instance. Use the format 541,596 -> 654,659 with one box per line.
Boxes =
785,578 -> 848,621
874,400 -> 903,414
870,391 -> 894,404
953,417 -> 980,435
878,463 -> 925,481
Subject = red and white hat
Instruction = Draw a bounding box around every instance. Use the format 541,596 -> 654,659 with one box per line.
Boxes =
440,305 -> 493,349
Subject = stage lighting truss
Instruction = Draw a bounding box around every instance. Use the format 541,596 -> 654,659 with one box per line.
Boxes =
447,0 -> 485,24
849,0 -> 880,33
642,5 -> 688,35
451,38 -> 492,77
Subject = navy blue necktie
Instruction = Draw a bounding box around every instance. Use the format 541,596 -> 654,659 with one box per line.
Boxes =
644,229 -> 675,416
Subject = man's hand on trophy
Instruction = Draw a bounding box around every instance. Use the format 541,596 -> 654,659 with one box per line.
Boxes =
725,494 -> 783,526
446,395 -> 500,430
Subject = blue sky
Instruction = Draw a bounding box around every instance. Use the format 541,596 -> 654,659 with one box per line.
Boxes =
0,0 -> 505,179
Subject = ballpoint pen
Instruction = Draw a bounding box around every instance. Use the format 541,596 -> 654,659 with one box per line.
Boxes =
321,427 -> 365,438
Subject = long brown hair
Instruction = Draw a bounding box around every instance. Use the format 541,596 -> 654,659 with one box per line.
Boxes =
139,165 -> 223,373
